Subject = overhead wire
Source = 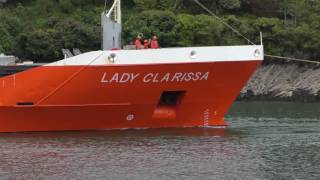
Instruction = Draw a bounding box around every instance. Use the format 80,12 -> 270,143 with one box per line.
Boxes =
191,0 -> 320,64
104,0 -> 108,12
192,0 -> 256,45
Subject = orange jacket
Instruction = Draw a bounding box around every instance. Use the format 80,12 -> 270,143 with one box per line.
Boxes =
143,40 -> 149,49
151,40 -> 159,49
135,38 -> 142,49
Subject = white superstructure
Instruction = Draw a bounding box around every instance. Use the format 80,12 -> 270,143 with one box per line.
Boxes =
47,45 -> 264,66
0,54 -> 16,66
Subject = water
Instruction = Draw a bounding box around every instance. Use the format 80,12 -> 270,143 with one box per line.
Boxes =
0,102 -> 319,180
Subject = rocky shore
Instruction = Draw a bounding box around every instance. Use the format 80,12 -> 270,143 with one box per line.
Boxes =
239,63 -> 320,102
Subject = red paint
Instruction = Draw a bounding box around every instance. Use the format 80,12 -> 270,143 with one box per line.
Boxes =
0,60 -> 261,132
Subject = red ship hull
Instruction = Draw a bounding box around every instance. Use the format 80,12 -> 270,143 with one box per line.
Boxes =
0,60 -> 261,132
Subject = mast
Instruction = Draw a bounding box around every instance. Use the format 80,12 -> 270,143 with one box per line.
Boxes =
106,0 -> 121,23
116,0 -> 121,24
102,0 -> 122,50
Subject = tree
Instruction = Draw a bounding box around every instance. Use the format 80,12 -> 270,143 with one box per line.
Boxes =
175,14 -> 223,46
123,10 -> 177,47
218,0 -> 241,10
15,18 -> 100,61
0,25 -> 14,53
1,0 -> 320,62
133,0 -> 176,11
15,29 -> 60,61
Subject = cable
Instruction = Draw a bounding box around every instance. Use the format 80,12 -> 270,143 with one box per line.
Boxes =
265,54 -> 320,64
192,0 -> 320,65
104,0 -> 108,12
192,0 -> 256,45
35,52 -> 104,106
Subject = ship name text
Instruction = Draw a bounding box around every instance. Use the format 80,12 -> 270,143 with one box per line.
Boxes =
101,72 -> 210,84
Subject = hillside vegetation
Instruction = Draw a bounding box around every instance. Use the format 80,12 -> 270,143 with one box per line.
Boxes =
0,0 -> 319,62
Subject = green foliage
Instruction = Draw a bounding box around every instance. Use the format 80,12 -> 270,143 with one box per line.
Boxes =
0,0 -> 319,62
218,0 -> 241,10
175,14 -> 224,46
59,0 -> 74,13
123,10 -> 177,47
0,25 -> 14,53
133,0 -> 176,11
17,29 -> 60,61
14,18 -> 100,62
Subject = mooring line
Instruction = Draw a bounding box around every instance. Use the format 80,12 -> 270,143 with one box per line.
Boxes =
265,55 -> 320,64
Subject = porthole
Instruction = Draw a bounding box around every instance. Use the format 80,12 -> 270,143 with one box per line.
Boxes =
108,53 -> 117,63
254,49 -> 261,57
190,50 -> 197,59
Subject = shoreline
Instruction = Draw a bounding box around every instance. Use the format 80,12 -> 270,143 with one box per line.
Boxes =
238,63 -> 320,102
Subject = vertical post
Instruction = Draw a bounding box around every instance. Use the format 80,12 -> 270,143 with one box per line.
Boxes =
260,32 -> 263,45
102,0 -> 122,50
114,0 -> 117,22
116,0 -> 121,47
117,0 -> 121,24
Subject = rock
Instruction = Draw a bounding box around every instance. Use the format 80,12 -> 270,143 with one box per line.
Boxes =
239,63 -> 320,102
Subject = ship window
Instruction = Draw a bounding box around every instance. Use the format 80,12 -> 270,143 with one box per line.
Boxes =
16,102 -> 34,106
0,65 -> 40,78
158,91 -> 185,107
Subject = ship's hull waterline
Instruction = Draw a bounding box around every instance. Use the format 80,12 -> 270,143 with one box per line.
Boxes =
0,46 -> 263,132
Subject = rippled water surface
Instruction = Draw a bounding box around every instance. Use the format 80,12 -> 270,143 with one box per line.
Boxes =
0,102 -> 319,179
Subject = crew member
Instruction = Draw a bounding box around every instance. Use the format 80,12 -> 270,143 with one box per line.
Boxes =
150,35 -> 159,49
143,39 -> 149,49
135,33 -> 143,49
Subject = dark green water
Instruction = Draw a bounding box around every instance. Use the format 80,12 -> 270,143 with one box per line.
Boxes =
0,102 -> 319,179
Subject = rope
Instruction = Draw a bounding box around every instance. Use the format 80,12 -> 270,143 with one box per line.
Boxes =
103,0 -> 108,12
265,54 -> 320,64
192,0 -> 320,65
35,52 -> 104,106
